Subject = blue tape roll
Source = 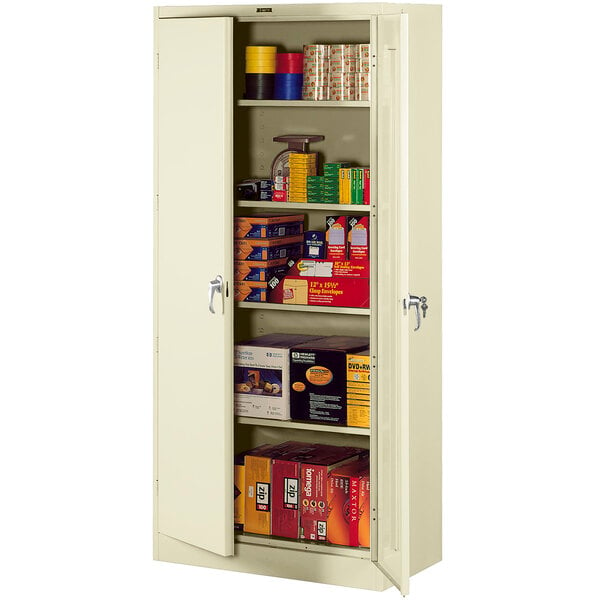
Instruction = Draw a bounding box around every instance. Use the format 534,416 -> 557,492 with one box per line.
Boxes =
274,73 -> 303,100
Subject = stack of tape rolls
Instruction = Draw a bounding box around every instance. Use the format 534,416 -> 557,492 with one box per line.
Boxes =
357,44 -> 371,101
329,44 -> 357,101
302,45 -> 330,101
274,53 -> 304,100
245,46 -> 276,100
288,153 -> 317,203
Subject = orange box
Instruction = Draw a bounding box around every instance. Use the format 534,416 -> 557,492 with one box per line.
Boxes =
327,457 -> 369,546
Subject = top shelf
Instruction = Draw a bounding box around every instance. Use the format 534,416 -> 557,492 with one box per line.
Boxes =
238,100 -> 370,108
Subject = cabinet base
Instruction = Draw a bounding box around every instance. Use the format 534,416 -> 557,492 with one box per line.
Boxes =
156,533 -> 392,591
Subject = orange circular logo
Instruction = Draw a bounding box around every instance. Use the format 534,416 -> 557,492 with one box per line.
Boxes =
292,381 -> 306,392
305,366 -> 333,386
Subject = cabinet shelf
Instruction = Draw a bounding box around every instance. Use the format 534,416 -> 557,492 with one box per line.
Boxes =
236,200 -> 371,213
236,416 -> 370,436
238,100 -> 370,108
236,533 -> 371,558
235,302 -> 369,316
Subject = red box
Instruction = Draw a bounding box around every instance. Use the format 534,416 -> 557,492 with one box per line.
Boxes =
327,457 -> 369,546
363,169 -> 371,205
269,258 -> 369,308
273,190 -> 288,202
325,215 -> 348,260
271,444 -> 321,539
299,446 -> 365,541
348,216 -> 369,261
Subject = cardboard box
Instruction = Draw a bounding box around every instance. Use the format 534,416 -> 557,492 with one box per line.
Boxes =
234,334 -> 325,420
290,336 -> 370,425
244,442 -> 310,535
271,444 -> 321,539
348,216 -> 369,261
269,258 -> 370,309
358,469 -> 371,547
327,457 -> 369,546
234,454 -> 245,531
234,235 -> 303,261
234,281 -> 270,303
234,214 -> 304,239
325,215 -> 348,260
347,350 -> 370,428
234,259 -> 289,283
299,445 -> 365,541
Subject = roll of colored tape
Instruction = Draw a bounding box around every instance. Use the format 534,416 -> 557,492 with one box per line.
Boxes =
276,53 -> 304,73
246,63 -> 277,74
274,73 -> 303,100
245,73 -> 275,100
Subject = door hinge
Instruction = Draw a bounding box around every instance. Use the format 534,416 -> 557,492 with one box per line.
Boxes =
156,52 -> 159,70
154,337 -> 159,353
155,193 -> 159,211
154,480 -> 159,496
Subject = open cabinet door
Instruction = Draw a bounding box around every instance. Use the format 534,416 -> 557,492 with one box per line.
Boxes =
155,16 -> 234,556
374,13 -> 411,594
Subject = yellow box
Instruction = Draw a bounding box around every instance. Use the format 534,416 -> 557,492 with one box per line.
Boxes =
234,457 -> 245,530
347,350 -> 370,428
339,168 -> 352,204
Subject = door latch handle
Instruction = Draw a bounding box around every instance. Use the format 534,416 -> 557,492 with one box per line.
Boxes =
403,294 -> 428,331
208,275 -> 224,314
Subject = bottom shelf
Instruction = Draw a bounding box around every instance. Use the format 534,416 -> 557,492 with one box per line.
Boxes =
236,532 -> 370,558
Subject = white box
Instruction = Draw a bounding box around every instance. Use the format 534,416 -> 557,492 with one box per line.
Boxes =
234,334 -> 325,420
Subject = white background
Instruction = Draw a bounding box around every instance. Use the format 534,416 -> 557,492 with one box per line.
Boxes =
1,0 -> 599,598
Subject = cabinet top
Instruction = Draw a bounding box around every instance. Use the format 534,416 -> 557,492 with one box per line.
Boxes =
156,3 -> 441,20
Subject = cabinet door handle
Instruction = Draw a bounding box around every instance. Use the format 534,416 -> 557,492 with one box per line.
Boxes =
208,275 -> 224,314
403,294 -> 428,331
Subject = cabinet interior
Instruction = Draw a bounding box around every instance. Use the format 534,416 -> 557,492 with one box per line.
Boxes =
232,16 -> 373,557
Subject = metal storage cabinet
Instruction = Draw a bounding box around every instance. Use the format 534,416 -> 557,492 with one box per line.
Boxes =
154,3 -> 441,595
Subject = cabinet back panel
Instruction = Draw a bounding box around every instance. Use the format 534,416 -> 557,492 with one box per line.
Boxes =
235,423 -> 370,454
234,107 -> 370,182
234,309 -> 369,343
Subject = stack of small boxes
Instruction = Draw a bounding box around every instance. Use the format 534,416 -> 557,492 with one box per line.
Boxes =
233,215 -> 304,302
357,44 -> 371,101
272,175 -> 289,202
328,44 -> 357,102
301,43 -> 371,102
339,167 -> 370,205
302,44 -> 330,101
288,152 -> 317,203
307,162 -> 350,204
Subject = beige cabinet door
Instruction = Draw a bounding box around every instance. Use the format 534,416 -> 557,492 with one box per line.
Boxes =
155,16 -> 234,556
374,13 -> 411,594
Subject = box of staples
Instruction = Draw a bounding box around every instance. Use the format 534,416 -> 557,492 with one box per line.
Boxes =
234,214 -> 305,239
